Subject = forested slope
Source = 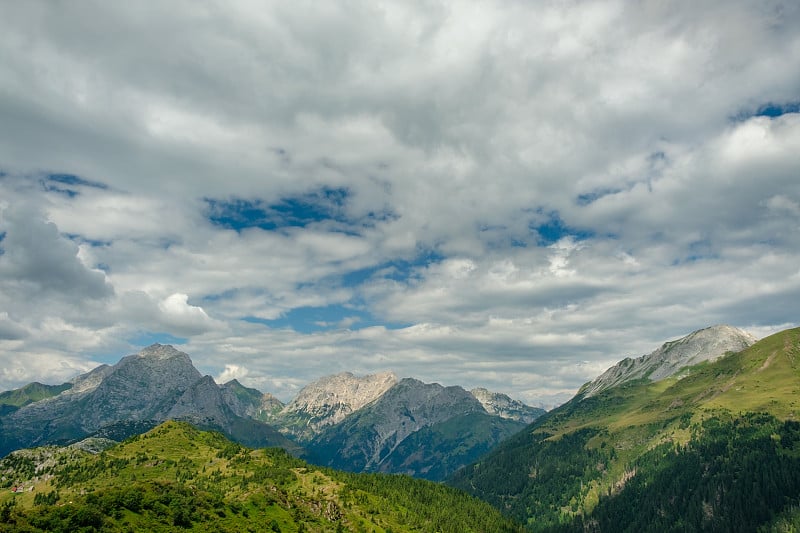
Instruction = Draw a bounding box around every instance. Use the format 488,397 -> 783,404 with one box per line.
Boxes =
449,328 -> 800,532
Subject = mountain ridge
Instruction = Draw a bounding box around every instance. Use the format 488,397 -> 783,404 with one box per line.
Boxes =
448,326 -> 800,532
579,324 -> 756,397
306,377 -> 534,480
269,370 -> 400,442
0,344 -> 543,482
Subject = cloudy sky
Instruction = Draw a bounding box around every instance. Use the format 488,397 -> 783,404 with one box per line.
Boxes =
1,1 -> 798,407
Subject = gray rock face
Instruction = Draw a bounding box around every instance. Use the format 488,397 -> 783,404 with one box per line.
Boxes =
82,344 -> 203,426
580,325 -> 757,398
0,344 -> 294,456
67,365 -> 112,395
310,378 -> 487,472
469,388 -> 546,424
255,392 -> 285,419
275,371 -> 398,441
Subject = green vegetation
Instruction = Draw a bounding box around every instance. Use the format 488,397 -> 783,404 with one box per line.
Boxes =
449,327 -> 800,532
0,421 -> 521,532
581,413 -> 800,532
0,382 -> 72,409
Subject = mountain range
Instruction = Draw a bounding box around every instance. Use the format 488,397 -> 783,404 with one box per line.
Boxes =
4,323 -> 798,531
0,343 -> 543,481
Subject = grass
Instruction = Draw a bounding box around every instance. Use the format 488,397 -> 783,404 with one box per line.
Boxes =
1,421 -> 521,532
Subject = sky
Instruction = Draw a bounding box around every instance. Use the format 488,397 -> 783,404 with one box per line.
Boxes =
0,1 -> 799,407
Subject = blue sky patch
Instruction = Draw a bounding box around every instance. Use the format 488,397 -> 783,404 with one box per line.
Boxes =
40,173 -> 108,197
732,101 -> 800,122
531,212 -> 594,246
47,173 -> 108,189
576,189 -> 618,206
756,102 -> 800,118
206,186 -> 352,232
671,239 -> 718,265
65,233 -> 111,248
343,249 -> 444,287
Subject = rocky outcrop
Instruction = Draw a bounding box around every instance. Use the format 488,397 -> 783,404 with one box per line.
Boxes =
67,364 -> 112,395
275,371 -> 398,441
579,325 -> 757,398
255,392 -> 285,419
469,388 -> 545,424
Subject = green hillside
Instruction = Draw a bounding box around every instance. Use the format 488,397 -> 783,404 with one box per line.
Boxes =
449,327 -> 800,532
0,421 -> 521,532
0,382 -> 72,411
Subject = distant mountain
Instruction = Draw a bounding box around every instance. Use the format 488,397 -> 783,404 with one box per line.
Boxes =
252,371 -> 544,480
0,345 -> 543,482
0,421 -> 522,532
267,371 -> 399,442
0,382 -> 72,414
373,411 -> 528,481
0,344 -> 298,457
470,387 -> 545,423
306,378 -> 535,480
449,326 -> 800,532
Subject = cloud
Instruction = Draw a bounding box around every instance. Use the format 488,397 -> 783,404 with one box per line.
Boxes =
157,293 -> 219,336
216,364 -> 250,384
0,313 -> 28,341
0,346 -> 99,388
0,1 -> 798,405
0,203 -> 112,300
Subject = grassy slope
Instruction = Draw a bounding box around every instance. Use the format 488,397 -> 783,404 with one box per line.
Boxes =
0,421 -> 522,533
0,383 -> 72,409
450,327 -> 800,530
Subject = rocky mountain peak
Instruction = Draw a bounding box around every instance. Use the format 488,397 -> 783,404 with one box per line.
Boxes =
283,371 -> 399,416
276,371 -> 399,441
0,345 -> 297,457
137,343 -> 189,361
469,388 -> 545,423
67,364 -> 112,395
580,325 -> 757,398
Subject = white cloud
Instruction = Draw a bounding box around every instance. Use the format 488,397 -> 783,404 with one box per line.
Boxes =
0,1 -> 798,405
216,364 -> 250,384
157,293 -> 219,336
0,202 -> 112,300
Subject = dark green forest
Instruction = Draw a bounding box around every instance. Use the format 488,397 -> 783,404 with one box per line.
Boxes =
579,413 -> 800,532
452,412 -> 800,532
